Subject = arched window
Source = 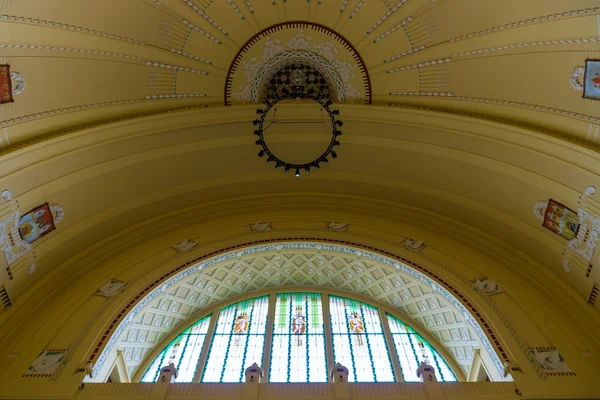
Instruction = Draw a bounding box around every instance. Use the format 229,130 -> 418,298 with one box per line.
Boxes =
141,314 -> 212,383
387,313 -> 456,382
139,292 -> 459,383
269,293 -> 327,382
202,296 -> 270,383
329,296 -> 395,382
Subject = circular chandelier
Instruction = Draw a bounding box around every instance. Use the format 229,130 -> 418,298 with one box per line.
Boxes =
252,89 -> 342,178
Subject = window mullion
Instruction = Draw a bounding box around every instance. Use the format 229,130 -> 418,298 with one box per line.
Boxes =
192,313 -> 218,383
261,292 -> 277,382
322,293 -> 335,381
379,308 -> 404,382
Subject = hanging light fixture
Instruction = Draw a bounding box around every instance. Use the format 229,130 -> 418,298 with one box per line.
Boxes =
252,92 -> 343,178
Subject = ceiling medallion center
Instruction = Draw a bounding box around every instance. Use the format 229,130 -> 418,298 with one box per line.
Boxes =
253,89 -> 343,178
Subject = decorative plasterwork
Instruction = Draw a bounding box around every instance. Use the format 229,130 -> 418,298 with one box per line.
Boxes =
249,51 -> 345,103
0,43 -> 144,60
112,249 -> 478,378
225,22 -> 371,105
88,240 -> 508,380
0,14 -> 147,46
569,67 -> 585,91
449,7 -> 600,43
365,0 -> 409,35
9,71 -> 24,95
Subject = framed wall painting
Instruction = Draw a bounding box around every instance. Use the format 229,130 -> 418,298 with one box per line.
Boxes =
583,60 -> 600,100
0,65 -> 13,104
542,199 -> 579,241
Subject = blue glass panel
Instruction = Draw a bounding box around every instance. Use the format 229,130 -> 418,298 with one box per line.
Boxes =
202,296 -> 269,383
140,314 -> 212,383
269,293 -> 327,382
386,313 -> 457,382
329,296 -> 395,382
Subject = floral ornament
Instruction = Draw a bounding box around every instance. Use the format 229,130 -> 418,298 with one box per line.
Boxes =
233,31 -> 363,104
10,71 -> 25,95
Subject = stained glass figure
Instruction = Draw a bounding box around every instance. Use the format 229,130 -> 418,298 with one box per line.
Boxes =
329,296 -> 395,382
202,296 -> 269,383
141,314 -> 212,383
386,313 -> 456,382
270,293 -> 327,382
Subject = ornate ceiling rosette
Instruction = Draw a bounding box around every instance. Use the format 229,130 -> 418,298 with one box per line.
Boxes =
225,22 -> 371,106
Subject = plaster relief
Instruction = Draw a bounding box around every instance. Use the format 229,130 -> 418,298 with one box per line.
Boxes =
471,277 -> 504,296
24,350 -> 67,377
529,347 -> 574,376
401,238 -> 427,252
94,279 -> 127,298
250,222 -> 272,232
327,221 -> 348,232
172,239 -> 199,253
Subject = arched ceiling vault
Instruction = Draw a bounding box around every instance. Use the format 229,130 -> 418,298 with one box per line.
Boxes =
108,243 -> 485,382
1,1 -> 600,396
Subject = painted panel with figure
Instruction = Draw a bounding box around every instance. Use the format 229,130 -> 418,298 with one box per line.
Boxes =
542,200 -> 579,241
583,60 -> 600,100
0,65 -> 13,104
18,204 -> 57,244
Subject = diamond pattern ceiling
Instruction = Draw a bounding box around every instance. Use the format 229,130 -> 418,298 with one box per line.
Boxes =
116,248 -> 480,379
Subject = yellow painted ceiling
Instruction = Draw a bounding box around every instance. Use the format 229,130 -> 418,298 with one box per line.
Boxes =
1,1 -> 600,394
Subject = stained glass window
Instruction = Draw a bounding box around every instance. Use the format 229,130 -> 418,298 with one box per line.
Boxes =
270,293 -> 327,382
141,314 -> 212,383
202,296 -> 269,383
386,313 -> 456,382
329,296 -> 395,382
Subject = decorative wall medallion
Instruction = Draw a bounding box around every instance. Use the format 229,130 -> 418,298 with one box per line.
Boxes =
470,277 -> 504,296
24,351 -> 67,377
583,60 -> 600,100
529,347 -> 574,376
401,238 -> 427,252
250,222 -> 272,232
327,221 -> 348,232
0,65 -> 13,104
542,200 -> 579,241
172,239 -> 199,253
225,22 -> 371,105
569,66 -> 585,91
10,71 -> 25,95
94,279 -> 127,298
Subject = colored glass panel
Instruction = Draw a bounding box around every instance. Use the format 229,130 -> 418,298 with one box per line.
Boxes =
202,296 -> 269,383
269,293 -> 327,382
140,314 -> 212,383
386,313 -> 456,382
329,296 -> 395,382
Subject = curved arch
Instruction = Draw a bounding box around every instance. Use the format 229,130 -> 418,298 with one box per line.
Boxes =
89,240 -> 508,380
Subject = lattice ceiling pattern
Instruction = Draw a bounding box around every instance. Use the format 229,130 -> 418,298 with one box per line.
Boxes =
118,249 -> 479,379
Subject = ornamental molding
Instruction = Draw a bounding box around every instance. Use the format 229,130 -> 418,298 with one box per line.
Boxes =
0,43 -> 144,60
225,22 -> 371,106
449,7 -> 600,43
570,66 -> 585,91
249,51 -> 346,103
0,14 -> 147,46
87,239 -> 508,379
9,71 -> 25,95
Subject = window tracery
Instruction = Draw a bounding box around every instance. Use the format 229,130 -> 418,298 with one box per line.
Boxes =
202,296 -> 269,383
140,293 -> 457,384
141,314 -> 212,383
387,313 -> 456,382
269,293 -> 327,382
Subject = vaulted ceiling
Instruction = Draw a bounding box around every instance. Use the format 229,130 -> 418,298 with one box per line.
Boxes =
1,1 -> 600,393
